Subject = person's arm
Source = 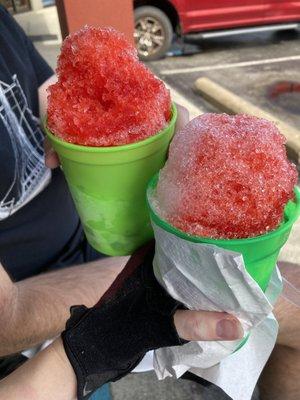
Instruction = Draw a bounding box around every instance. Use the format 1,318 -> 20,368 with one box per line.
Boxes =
0,246 -> 243,400
0,305 -> 242,400
0,257 -> 127,356
0,339 -> 76,400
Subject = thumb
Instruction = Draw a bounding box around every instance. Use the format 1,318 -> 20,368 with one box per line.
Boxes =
174,310 -> 244,341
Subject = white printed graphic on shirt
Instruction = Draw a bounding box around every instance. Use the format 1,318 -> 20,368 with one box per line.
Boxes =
0,75 -> 51,220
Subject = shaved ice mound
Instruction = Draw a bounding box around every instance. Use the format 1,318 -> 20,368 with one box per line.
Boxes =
47,26 -> 171,147
155,113 -> 298,239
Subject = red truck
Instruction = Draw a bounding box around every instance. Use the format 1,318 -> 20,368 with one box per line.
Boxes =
134,0 -> 300,60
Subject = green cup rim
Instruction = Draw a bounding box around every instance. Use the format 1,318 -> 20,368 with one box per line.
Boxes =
147,174 -> 300,245
44,103 -> 177,153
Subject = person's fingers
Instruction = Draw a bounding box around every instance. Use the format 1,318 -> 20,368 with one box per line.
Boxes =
174,309 -> 244,341
175,103 -> 189,132
44,138 -> 60,169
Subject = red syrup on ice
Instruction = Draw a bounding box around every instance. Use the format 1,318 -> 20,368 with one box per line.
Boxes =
156,114 -> 298,239
47,26 -> 171,147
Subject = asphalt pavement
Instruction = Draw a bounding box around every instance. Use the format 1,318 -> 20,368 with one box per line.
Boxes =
148,30 -> 300,129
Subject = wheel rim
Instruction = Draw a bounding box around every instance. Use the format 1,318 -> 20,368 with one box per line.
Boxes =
134,16 -> 165,58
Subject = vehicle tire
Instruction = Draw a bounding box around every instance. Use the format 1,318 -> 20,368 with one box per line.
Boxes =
134,6 -> 173,61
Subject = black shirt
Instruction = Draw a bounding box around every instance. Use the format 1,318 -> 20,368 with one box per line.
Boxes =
0,7 -> 99,281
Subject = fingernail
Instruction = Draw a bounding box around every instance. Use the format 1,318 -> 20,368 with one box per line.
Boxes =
216,319 -> 243,340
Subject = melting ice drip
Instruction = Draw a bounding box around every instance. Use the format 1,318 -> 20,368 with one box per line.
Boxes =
0,75 -> 51,220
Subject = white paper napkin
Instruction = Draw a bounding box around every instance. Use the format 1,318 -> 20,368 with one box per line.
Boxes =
151,223 -> 282,400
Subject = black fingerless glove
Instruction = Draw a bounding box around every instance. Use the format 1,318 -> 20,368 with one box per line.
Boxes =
62,241 -> 186,400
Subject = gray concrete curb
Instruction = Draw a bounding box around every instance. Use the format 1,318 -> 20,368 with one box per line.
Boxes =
194,77 -> 300,163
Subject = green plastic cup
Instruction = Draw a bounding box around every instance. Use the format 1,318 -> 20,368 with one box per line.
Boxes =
45,104 -> 177,256
147,175 -> 300,291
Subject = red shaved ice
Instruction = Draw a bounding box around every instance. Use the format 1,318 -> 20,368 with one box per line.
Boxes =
155,113 -> 298,239
47,26 -> 171,146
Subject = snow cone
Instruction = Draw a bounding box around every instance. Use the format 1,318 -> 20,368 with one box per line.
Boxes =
45,27 -> 177,255
147,114 -> 300,291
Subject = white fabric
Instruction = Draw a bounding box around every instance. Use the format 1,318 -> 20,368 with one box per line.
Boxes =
0,76 -> 50,220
